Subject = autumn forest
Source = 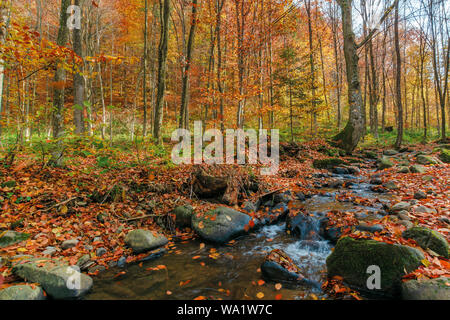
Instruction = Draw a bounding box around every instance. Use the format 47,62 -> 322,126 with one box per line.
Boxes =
0,0 -> 449,302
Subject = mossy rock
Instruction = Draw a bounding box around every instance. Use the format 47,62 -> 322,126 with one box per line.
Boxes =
403,227 -> 449,258
0,231 -> 30,248
416,155 -> 439,165
326,237 -> 424,297
0,285 -> 46,300
1,180 -> 16,188
378,157 -> 394,170
313,158 -> 345,170
12,258 -> 93,299
173,205 -> 194,228
363,150 -> 378,159
124,229 -> 168,254
402,277 -> 450,300
439,149 -> 450,164
410,165 -> 426,174
192,207 -> 251,244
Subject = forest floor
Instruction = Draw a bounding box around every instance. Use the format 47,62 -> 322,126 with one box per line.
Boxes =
0,137 -> 449,299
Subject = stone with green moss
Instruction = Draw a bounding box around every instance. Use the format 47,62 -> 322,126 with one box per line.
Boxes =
1,180 -> 16,188
416,155 -> 440,165
403,227 -> 449,258
378,157 -> 394,170
402,277 -> 450,300
0,231 -> 30,248
363,150 -> 378,159
410,165 -> 426,174
192,207 -> 251,244
439,149 -> 450,164
12,258 -> 93,299
173,205 -> 194,228
313,158 -> 345,170
0,284 -> 46,300
326,237 -> 424,297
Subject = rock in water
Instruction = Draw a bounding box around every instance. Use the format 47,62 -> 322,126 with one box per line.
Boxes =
261,249 -> 318,288
124,230 -> 168,254
402,277 -> 450,300
0,284 -> 46,300
192,207 -> 251,244
173,205 -> 194,228
326,237 -> 424,297
12,258 -> 93,299
402,227 -> 449,258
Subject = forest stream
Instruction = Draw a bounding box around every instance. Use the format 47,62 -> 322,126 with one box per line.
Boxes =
86,172 -> 393,300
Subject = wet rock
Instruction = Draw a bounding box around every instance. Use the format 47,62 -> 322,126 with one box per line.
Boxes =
313,158 -> 345,170
12,258 -> 93,299
378,157 -> 394,170
399,221 -> 414,229
384,149 -> 398,156
410,165 -> 427,174
76,254 -> 92,271
0,231 -> 30,248
397,167 -> 410,174
173,205 -> 194,228
319,218 -> 342,244
370,178 -> 383,185
414,206 -> 436,214
414,191 -> 427,200
261,249 -> 318,288
274,192 -> 292,204
397,212 -> 411,221
61,239 -> 79,250
332,167 -> 350,175
403,227 -> 449,258
242,201 -> 258,214
295,192 -> 306,201
416,155 -> 442,165
383,181 -> 399,190
124,230 -> 168,254
42,246 -> 57,257
268,203 -> 289,223
117,256 -> 127,268
88,265 -> 106,274
402,277 -> 450,300
326,237 -> 424,297
328,180 -> 344,188
439,149 -> 450,163
345,166 -> 361,175
96,247 -> 107,257
390,202 -> 411,213
192,207 -> 251,244
439,217 -> 450,224
0,285 -> 45,300
287,214 -> 321,240
355,223 -> 384,234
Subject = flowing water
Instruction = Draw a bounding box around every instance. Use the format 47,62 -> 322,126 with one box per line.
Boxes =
86,174 -> 392,300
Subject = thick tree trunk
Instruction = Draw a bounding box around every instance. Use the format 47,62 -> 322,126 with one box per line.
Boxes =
333,0 -> 365,153
73,0 -> 85,135
394,0 -> 403,149
153,0 -> 171,144
50,0 -> 71,166
179,0 -> 199,130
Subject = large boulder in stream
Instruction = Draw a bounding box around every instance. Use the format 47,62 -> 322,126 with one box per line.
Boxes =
12,257 -> 93,299
261,249 -> 318,288
125,229 -> 168,254
402,227 -> 449,258
173,205 -> 194,228
192,207 -> 251,244
326,237 -> 424,297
